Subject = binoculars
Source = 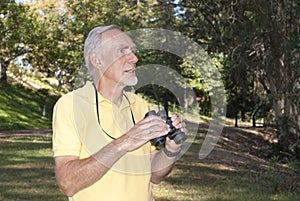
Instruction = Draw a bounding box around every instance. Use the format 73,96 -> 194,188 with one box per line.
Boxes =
145,110 -> 187,148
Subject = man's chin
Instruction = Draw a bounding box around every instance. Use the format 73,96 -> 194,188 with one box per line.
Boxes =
121,77 -> 138,87
126,77 -> 138,86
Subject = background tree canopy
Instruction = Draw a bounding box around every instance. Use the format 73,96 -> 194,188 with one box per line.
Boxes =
0,0 -> 299,160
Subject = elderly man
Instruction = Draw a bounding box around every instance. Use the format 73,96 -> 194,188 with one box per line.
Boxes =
52,25 -> 186,201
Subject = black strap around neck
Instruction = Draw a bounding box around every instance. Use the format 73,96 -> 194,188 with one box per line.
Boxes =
92,83 -> 135,140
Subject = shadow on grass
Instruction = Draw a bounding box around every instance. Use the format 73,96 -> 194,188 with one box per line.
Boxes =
0,84 -> 60,131
0,135 -> 66,201
1,124 -> 299,201
153,120 -> 300,201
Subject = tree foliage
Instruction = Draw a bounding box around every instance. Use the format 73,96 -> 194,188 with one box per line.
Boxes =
1,0 -> 299,160
0,1 -> 38,86
177,0 -> 300,159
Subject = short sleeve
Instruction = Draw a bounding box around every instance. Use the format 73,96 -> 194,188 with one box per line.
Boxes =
52,93 -> 82,157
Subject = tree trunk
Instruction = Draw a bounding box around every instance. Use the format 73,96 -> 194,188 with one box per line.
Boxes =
252,115 -> 256,127
272,94 -> 300,160
0,59 -> 8,87
235,111 -> 238,127
287,100 -> 300,159
252,103 -> 263,127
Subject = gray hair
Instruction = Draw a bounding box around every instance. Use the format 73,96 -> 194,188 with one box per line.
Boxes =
84,24 -> 120,80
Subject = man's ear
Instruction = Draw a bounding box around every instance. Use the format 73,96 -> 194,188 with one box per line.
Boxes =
90,53 -> 102,69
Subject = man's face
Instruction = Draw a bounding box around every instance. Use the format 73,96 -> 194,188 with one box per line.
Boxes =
97,29 -> 139,87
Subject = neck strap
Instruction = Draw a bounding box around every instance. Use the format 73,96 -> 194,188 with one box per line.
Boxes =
92,83 -> 135,140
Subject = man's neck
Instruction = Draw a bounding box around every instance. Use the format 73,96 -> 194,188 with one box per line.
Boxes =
96,81 -> 124,106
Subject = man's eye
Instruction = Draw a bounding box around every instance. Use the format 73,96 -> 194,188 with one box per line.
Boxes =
119,47 -> 138,55
119,48 -> 131,55
131,48 -> 137,54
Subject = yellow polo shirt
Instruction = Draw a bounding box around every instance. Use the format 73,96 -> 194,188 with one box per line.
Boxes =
52,81 -> 154,201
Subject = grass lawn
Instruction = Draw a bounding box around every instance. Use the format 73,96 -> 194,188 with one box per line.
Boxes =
0,83 -> 59,131
1,78 -> 299,200
0,129 -> 299,201
0,134 -> 65,201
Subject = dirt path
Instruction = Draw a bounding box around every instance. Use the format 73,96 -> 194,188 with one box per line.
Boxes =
0,128 -> 52,138
200,126 -> 275,169
199,125 -> 300,188
1,125 -> 299,186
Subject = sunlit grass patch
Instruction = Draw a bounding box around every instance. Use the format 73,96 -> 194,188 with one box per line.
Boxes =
0,84 -> 59,131
0,135 -> 66,201
0,132 -> 299,201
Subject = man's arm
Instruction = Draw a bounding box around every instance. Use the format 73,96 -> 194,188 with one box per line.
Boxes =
55,137 -> 127,197
150,142 -> 181,184
150,114 -> 186,184
54,115 -> 170,197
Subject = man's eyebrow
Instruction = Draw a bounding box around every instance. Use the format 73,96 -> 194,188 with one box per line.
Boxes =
118,44 -> 137,49
119,45 -> 129,49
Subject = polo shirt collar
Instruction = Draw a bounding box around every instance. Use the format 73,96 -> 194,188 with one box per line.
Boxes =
78,81 -> 136,109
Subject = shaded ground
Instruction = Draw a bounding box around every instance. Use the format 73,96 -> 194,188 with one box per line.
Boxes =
204,125 -> 275,168
194,123 -> 300,189
1,123 -> 299,191
0,128 -> 52,138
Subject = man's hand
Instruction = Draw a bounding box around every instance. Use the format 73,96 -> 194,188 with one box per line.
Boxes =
150,113 -> 187,184
164,113 -> 187,153
121,115 -> 170,152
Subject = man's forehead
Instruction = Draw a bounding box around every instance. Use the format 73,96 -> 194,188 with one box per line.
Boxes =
101,29 -> 133,44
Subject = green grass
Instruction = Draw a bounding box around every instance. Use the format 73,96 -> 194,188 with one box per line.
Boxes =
0,134 -> 299,201
151,121 -> 300,201
0,135 -> 66,201
0,83 -> 60,131
0,82 -> 299,200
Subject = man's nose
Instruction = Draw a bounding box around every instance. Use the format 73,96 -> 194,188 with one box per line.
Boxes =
127,52 -> 139,63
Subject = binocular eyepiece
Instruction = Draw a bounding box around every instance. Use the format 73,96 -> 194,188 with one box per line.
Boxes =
145,110 -> 187,148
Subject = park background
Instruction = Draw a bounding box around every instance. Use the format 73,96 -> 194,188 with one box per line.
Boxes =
0,0 -> 299,200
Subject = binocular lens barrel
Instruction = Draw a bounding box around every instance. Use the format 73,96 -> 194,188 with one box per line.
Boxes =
145,110 -> 186,148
